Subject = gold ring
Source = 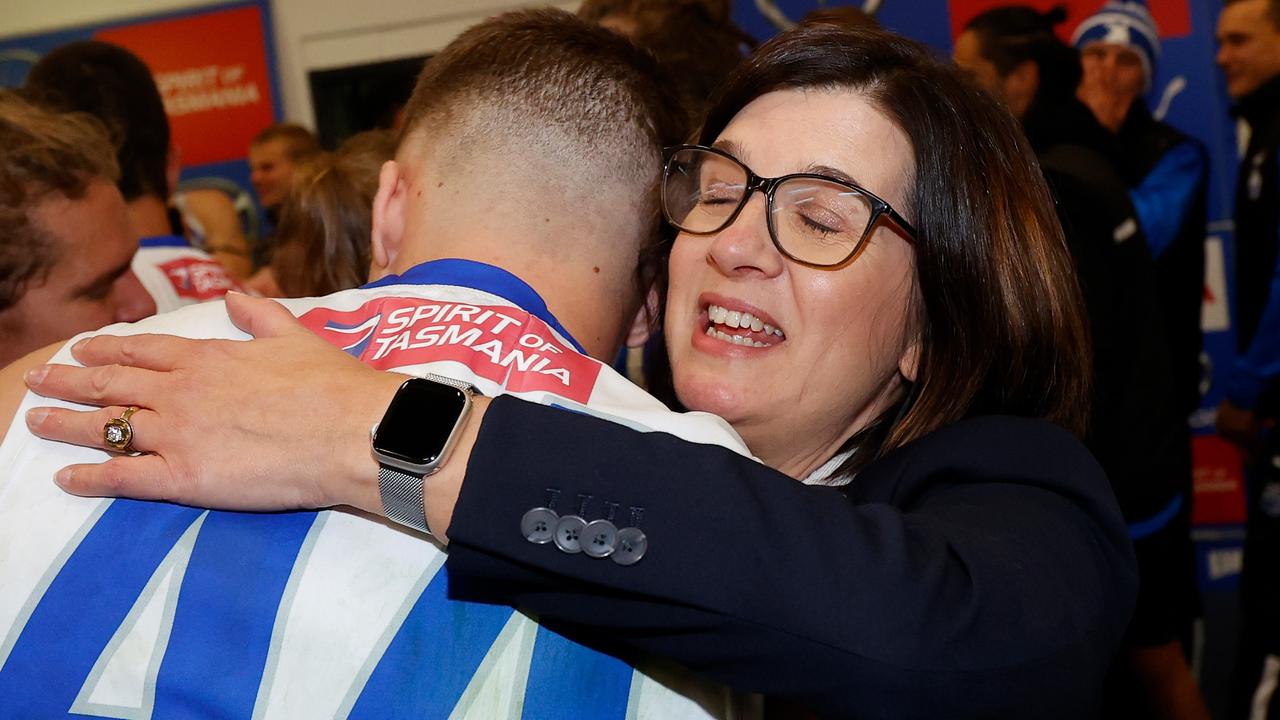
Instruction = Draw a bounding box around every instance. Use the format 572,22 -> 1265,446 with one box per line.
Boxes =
103,406 -> 140,452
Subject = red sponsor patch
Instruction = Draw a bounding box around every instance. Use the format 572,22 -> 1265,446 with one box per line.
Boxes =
299,297 -> 602,404
159,257 -> 239,300
1192,434 -> 1248,526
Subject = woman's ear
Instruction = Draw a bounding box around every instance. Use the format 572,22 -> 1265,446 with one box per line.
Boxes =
625,286 -> 662,348
898,335 -> 921,383
370,161 -> 407,274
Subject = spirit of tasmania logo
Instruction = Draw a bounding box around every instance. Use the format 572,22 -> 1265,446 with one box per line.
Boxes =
159,257 -> 239,300
299,297 -> 603,404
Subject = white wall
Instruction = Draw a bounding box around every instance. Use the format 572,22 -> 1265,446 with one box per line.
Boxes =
0,0 -> 575,127
272,0 -> 576,126
0,0 -> 220,36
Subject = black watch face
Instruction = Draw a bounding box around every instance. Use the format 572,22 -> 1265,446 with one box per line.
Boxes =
373,379 -> 468,466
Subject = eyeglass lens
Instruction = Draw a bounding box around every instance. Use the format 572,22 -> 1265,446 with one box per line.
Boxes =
663,147 -> 875,267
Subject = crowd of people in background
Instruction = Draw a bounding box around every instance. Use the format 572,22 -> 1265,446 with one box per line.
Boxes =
1,1 -> 1279,718
955,5 -> 1208,717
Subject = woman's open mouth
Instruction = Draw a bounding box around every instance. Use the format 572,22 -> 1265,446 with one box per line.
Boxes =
699,300 -> 786,349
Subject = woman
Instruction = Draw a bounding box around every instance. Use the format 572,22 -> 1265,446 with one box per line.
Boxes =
436,23 -> 1134,717
26,23 -> 1135,718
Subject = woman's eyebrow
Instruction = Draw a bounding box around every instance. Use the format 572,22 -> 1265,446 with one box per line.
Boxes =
710,139 -> 746,160
806,163 -> 863,187
707,143 -> 866,188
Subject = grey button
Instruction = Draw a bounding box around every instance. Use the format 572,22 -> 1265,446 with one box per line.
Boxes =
521,507 -> 559,544
611,527 -> 648,566
581,519 -> 619,558
554,515 -> 587,554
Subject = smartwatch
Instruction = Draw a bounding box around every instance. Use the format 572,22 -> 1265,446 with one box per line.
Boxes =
371,374 -> 476,533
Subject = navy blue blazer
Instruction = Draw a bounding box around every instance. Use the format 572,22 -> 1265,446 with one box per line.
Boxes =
445,396 -> 1138,718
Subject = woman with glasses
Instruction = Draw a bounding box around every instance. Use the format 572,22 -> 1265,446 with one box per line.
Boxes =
447,25 -> 1132,714
448,29 -> 1135,713
22,22 -> 1135,718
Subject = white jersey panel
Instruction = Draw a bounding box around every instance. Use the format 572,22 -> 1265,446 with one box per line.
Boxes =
0,280 -> 755,720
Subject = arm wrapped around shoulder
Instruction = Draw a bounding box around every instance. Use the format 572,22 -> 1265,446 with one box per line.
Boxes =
445,397 -> 1138,719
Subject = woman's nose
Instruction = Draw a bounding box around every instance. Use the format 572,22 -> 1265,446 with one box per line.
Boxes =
705,193 -> 785,279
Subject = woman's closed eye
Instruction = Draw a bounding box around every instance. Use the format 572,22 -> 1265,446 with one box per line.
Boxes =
796,209 -> 843,236
698,182 -> 745,206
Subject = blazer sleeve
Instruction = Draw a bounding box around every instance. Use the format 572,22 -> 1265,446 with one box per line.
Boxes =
444,396 -> 1138,719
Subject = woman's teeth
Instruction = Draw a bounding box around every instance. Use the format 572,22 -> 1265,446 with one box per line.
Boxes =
705,326 -> 771,347
706,304 -> 785,347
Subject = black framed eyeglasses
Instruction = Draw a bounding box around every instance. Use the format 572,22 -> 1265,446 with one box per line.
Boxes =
661,144 -> 916,268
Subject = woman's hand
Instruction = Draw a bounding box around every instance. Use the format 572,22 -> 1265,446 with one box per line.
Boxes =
23,293 -> 404,515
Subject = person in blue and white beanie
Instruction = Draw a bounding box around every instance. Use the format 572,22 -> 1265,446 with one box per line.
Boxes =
1073,0 -> 1161,95
1073,3 -> 1214,719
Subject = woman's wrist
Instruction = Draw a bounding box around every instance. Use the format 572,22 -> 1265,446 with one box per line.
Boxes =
423,395 -> 490,543
337,370 -> 412,515
340,373 -> 489,541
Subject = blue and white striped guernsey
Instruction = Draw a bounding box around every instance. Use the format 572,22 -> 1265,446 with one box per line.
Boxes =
0,259 -> 760,719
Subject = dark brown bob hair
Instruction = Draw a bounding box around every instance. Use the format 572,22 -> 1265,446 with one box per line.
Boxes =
698,22 -> 1090,473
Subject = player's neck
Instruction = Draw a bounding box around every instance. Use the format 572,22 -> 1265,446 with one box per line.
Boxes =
393,242 -> 631,361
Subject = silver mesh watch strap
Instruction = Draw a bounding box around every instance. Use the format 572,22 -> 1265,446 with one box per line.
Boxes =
379,466 -> 431,534
421,372 -> 476,393
375,373 -> 477,535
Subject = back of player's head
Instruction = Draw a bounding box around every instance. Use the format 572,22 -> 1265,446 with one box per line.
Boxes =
397,9 -> 685,253
24,40 -> 170,203
0,90 -> 119,312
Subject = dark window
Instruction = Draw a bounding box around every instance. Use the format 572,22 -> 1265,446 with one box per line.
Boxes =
308,55 -> 427,149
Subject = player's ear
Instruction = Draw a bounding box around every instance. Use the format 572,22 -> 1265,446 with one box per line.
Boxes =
371,161 -> 407,275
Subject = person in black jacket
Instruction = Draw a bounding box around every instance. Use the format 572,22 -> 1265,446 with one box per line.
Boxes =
955,7 -> 1205,718
1073,2 -> 1211,718
22,22 -> 1136,718
1074,0 -> 1208,436
1212,1 -> 1280,716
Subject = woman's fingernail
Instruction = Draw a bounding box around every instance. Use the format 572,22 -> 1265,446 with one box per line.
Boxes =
24,365 -> 48,386
54,467 -> 73,488
25,407 -> 49,427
